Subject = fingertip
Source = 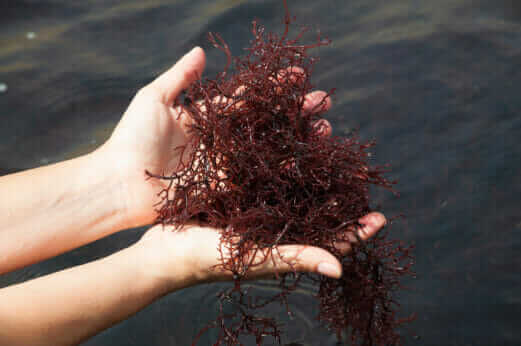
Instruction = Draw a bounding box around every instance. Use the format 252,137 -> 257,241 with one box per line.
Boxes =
298,247 -> 342,278
183,46 -> 206,81
191,46 -> 204,54
313,119 -> 332,137
190,46 -> 206,68
303,90 -> 332,115
151,46 -> 207,105
317,262 -> 342,278
277,245 -> 341,278
358,212 -> 387,239
278,66 -> 306,84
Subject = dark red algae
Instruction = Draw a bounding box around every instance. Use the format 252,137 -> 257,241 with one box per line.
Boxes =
147,1 -> 415,345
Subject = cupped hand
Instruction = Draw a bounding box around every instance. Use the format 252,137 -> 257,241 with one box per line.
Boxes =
93,46 -> 387,290
96,47 -> 333,229
134,212 -> 387,290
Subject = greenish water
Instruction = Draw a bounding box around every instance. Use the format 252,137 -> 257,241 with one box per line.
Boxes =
1,0 -> 520,345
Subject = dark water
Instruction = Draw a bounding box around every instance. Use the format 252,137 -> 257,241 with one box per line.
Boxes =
1,0 -> 520,345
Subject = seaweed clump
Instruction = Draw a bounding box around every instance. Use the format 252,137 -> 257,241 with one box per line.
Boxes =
147,1 -> 414,345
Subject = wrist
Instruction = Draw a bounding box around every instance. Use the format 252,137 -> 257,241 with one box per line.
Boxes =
131,225 -> 215,293
81,149 -> 133,233
92,144 -> 157,230
130,236 -> 191,294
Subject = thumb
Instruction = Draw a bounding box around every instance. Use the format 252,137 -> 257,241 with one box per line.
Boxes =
149,46 -> 206,105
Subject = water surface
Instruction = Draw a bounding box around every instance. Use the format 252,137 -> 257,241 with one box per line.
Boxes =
1,0 -> 520,345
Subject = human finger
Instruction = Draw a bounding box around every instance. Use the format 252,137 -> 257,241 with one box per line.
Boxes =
303,90 -> 332,115
207,89 -> 333,137
312,119 -> 332,137
245,244 -> 343,279
270,66 -> 306,92
217,66 -> 305,111
192,67 -> 329,118
333,212 -> 387,254
147,47 -> 206,106
249,213 -> 385,279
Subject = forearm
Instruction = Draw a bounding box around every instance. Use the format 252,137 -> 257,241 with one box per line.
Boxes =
0,151 -> 128,274
0,243 -> 171,346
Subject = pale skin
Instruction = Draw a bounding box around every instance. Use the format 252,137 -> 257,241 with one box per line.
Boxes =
0,47 -> 387,346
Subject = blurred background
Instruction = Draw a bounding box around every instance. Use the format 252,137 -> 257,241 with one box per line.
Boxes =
1,0 -> 520,345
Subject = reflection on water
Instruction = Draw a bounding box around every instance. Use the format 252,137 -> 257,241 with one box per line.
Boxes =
1,0 -> 520,345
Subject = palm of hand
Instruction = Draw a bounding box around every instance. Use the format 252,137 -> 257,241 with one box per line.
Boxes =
99,48 -> 206,227
103,92 -> 192,227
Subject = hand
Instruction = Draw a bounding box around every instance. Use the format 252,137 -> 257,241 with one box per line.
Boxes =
134,212 -> 387,290
95,47 -> 333,229
96,46 -> 386,288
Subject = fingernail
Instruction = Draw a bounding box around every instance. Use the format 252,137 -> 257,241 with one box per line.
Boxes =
313,119 -> 327,134
317,262 -> 341,278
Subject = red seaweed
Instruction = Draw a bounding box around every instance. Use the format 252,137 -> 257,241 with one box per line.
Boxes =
147,1 -> 414,345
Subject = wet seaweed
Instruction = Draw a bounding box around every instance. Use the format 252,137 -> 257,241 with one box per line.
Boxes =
147,1 -> 414,344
